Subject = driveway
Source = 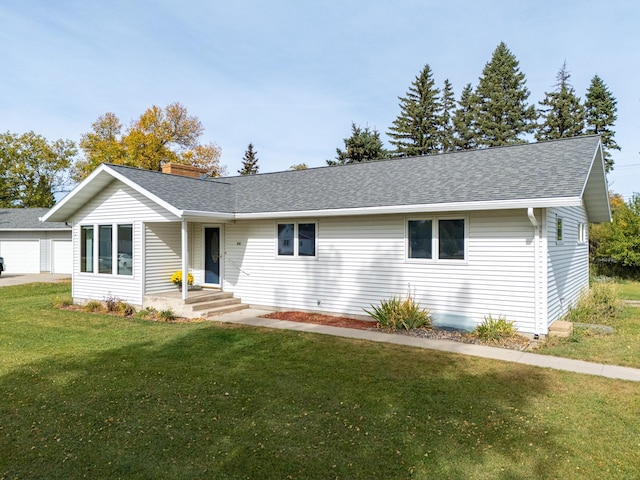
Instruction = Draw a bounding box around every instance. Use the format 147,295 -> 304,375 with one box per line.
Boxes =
0,273 -> 71,286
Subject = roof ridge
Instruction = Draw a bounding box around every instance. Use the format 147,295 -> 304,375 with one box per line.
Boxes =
218,135 -> 602,179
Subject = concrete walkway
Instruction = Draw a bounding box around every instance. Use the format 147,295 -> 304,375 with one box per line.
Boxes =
0,273 -> 71,286
215,308 -> 640,383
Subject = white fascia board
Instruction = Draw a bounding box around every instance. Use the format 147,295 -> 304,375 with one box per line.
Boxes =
43,165 -> 184,222
106,168 -> 184,218
181,210 -> 236,220
234,197 -> 583,220
42,164 -> 111,222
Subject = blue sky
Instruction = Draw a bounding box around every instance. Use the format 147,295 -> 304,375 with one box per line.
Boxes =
1,0 -> 638,199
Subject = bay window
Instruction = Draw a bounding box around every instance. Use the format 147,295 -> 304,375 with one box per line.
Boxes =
80,223 -> 133,275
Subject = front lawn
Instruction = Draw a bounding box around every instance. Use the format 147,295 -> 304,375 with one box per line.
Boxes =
539,280 -> 640,368
1,283 -> 640,479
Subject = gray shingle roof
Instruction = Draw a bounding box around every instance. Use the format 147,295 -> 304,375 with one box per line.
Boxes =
108,166 -> 235,213
110,135 -> 601,214
0,208 -> 70,230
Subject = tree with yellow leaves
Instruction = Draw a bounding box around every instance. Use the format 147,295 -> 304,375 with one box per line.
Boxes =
74,103 -> 222,181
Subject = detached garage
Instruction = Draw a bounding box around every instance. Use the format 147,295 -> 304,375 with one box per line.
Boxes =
0,208 -> 72,274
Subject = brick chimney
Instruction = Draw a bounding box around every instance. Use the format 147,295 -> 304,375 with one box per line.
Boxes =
161,163 -> 207,178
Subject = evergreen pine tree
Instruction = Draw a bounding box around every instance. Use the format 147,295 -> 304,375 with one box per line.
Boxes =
452,83 -> 477,151
438,79 -> 456,153
238,143 -> 259,175
473,42 -> 537,147
387,64 -> 441,156
536,62 -> 585,141
328,123 -> 388,165
585,74 -> 620,173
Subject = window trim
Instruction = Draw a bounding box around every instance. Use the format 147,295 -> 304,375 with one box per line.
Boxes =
556,216 -> 564,243
79,223 -> 134,276
275,221 -> 318,258
578,222 -> 588,244
406,215 -> 468,263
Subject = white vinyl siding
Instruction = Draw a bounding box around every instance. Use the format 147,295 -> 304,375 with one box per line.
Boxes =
70,182 -> 176,306
546,205 -> 590,325
223,210 -> 539,333
144,222 -> 182,294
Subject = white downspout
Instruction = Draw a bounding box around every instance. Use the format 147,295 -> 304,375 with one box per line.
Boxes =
527,208 -> 541,338
181,219 -> 189,302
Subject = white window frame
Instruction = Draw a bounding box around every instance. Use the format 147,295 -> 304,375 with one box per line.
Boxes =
578,222 -> 588,244
406,215 -> 468,263
79,223 -> 134,276
275,221 -> 318,259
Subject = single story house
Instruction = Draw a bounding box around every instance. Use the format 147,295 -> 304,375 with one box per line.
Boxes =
0,208 -> 72,274
43,135 -> 610,335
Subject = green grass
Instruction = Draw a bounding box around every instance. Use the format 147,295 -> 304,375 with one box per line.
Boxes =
2,283 -> 640,479
539,280 -> 640,368
616,279 -> 640,300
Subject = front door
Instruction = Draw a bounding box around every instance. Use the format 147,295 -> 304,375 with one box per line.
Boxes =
204,227 -> 221,285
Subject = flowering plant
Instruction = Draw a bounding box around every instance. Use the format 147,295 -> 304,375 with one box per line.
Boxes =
170,271 -> 194,287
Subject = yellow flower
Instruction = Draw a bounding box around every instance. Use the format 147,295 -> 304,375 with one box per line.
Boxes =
170,271 -> 194,286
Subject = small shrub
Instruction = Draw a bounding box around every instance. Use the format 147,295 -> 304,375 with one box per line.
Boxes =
136,307 -> 158,320
474,315 -> 518,342
364,293 -> 431,331
85,300 -> 104,313
103,294 -> 121,312
53,296 -> 73,308
564,281 -> 621,324
159,309 -> 177,322
116,302 -> 136,317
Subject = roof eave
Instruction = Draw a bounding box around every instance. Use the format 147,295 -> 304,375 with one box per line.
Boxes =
42,164 -> 184,222
580,140 -> 612,223
233,197 -> 584,219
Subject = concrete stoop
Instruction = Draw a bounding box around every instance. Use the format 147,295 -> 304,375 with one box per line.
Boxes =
548,320 -> 573,338
144,290 -> 248,319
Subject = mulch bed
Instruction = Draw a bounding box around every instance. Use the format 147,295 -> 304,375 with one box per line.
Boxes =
262,311 -> 375,330
261,311 -> 533,351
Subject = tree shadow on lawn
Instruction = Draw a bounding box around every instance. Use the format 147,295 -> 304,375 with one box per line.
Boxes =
1,323 -> 571,479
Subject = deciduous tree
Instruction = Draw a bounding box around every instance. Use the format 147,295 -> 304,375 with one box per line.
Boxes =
585,74 -> 619,172
591,193 -> 640,277
328,123 -> 387,165
0,131 -> 76,207
289,163 -> 308,170
74,102 -> 222,180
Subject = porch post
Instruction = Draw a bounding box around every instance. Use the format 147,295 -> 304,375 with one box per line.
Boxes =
181,219 -> 189,301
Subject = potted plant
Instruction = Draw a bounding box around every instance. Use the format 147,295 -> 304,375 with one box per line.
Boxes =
170,271 -> 194,291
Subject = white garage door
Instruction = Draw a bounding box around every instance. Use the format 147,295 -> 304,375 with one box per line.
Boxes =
0,240 -> 40,274
52,240 -> 73,274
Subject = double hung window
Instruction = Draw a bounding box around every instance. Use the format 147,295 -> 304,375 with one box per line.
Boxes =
407,217 -> 466,261
277,222 -> 317,257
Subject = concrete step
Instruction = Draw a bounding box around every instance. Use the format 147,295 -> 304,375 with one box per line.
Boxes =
190,297 -> 243,311
202,303 -> 249,318
549,320 -> 573,338
184,291 -> 233,304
